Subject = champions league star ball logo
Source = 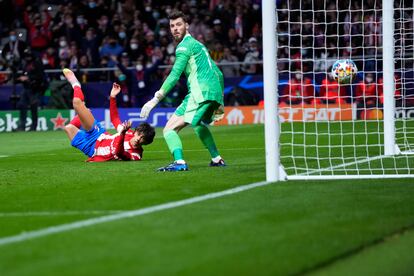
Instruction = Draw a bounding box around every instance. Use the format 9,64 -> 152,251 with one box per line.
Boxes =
331,59 -> 358,84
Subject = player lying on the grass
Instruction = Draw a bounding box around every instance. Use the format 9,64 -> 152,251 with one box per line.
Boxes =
63,68 -> 155,162
140,10 -> 226,172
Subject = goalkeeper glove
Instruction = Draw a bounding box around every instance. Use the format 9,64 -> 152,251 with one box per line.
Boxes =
140,90 -> 165,119
212,105 -> 225,122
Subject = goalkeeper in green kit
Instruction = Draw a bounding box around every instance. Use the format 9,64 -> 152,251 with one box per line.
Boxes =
140,10 -> 225,172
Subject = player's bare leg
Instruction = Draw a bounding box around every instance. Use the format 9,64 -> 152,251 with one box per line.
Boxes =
63,68 -> 95,131
64,114 -> 82,141
64,124 -> 79,141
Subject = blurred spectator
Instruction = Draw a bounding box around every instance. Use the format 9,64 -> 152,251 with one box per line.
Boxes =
23,7 -> 52,53
96,15 -> 112,40
378,75 -> 402,107
97,56 -> 113,82
203,28 -> 216,50
53,13 -> 82,45
210,41 -> 224,62
2,0 -> 405,109
16,49 -> 46,131
281,71 -> 314,105
68,43 -> 80,69
126,36 -> 143,61
1,29 -> 27,68
189,16 -> 209,39
212,19 -> 227,42
225,86 -> 258,106
57,36 -> 70,60
76,14 -> 89,34
219,47 -> 239,77
82,0 -> 106,29
0,60 -> 8,84
40,49 -> 56,70
355,73 -> 380,107
225,28 -> 244,60
99,36 -> 124,67
319,74 -> 347,104
241,37 -> 260,75
113,51 -> 163,107
113,21 -> 128,48
233,5 -> 245,39
81,28 -> 101,66
77,54 -> 97,83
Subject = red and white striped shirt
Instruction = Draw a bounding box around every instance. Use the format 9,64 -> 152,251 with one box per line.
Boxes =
87,97 -> 143,162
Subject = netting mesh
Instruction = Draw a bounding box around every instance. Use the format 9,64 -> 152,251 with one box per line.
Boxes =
276,0 -> 414,177
395,0 -> 414,154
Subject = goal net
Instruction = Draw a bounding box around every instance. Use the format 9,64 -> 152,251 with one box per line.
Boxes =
276,0 -> 414,179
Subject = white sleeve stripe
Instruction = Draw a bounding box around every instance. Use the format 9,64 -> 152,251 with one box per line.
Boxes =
131,153 -> 141,160
176,46 -> 187,52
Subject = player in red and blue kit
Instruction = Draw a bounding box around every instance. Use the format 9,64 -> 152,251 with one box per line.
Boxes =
62,68 -> 155,162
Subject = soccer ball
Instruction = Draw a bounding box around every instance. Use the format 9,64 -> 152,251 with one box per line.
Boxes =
331,59 -> 358,84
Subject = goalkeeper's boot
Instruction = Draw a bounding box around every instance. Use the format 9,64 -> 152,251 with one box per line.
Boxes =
157,161 -> 189,172
209,158 -> 226,167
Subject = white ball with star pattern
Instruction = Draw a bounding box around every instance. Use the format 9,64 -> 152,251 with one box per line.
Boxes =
331,59 -> 358,84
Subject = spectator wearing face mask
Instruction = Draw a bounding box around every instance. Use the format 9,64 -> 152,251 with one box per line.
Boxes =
75,14 -> 88,34
241,37 -> 261,75
116,24 -> 128,48
58,36 -> 71,61
100,36 -> 124,67
83,0 -> 105,29
112,53 -> 163,108
1,30 -> 27,70
41,47 -> 58,69
126,37 -> 143,61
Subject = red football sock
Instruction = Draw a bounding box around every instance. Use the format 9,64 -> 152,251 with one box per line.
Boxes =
69,115 -> 81,128
73,86 -> 84,101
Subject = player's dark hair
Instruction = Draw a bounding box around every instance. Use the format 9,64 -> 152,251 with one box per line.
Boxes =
135,122 -> 155,145
168,10 -> 188,23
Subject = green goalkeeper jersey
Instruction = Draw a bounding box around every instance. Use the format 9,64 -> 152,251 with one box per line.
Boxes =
160,34 -> 224,105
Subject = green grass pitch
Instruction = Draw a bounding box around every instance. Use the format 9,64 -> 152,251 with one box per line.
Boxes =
0,124 -> 414,275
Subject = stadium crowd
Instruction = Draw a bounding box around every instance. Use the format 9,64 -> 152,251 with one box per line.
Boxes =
0,0 -> 412,110
0,0 -> 262,82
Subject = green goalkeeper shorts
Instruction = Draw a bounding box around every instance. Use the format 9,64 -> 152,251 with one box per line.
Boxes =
175,94 -> 220,126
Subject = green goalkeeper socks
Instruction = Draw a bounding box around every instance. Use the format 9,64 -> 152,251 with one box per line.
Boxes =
164,130 -> 184,161
193,125 -> 219,158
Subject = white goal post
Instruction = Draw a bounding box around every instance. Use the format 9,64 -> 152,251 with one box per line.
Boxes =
264,0 -> 414,180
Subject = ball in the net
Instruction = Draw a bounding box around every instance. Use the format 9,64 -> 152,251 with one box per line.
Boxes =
331,59 -> 358,84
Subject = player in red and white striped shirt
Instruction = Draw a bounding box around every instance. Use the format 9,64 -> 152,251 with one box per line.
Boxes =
62,68 -> 155,162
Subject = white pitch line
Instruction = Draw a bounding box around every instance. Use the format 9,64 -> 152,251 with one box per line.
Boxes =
0,210 -> 123,217
0,181 -> 270,247
297,155 -> 387,176
2,147 -> 265,158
